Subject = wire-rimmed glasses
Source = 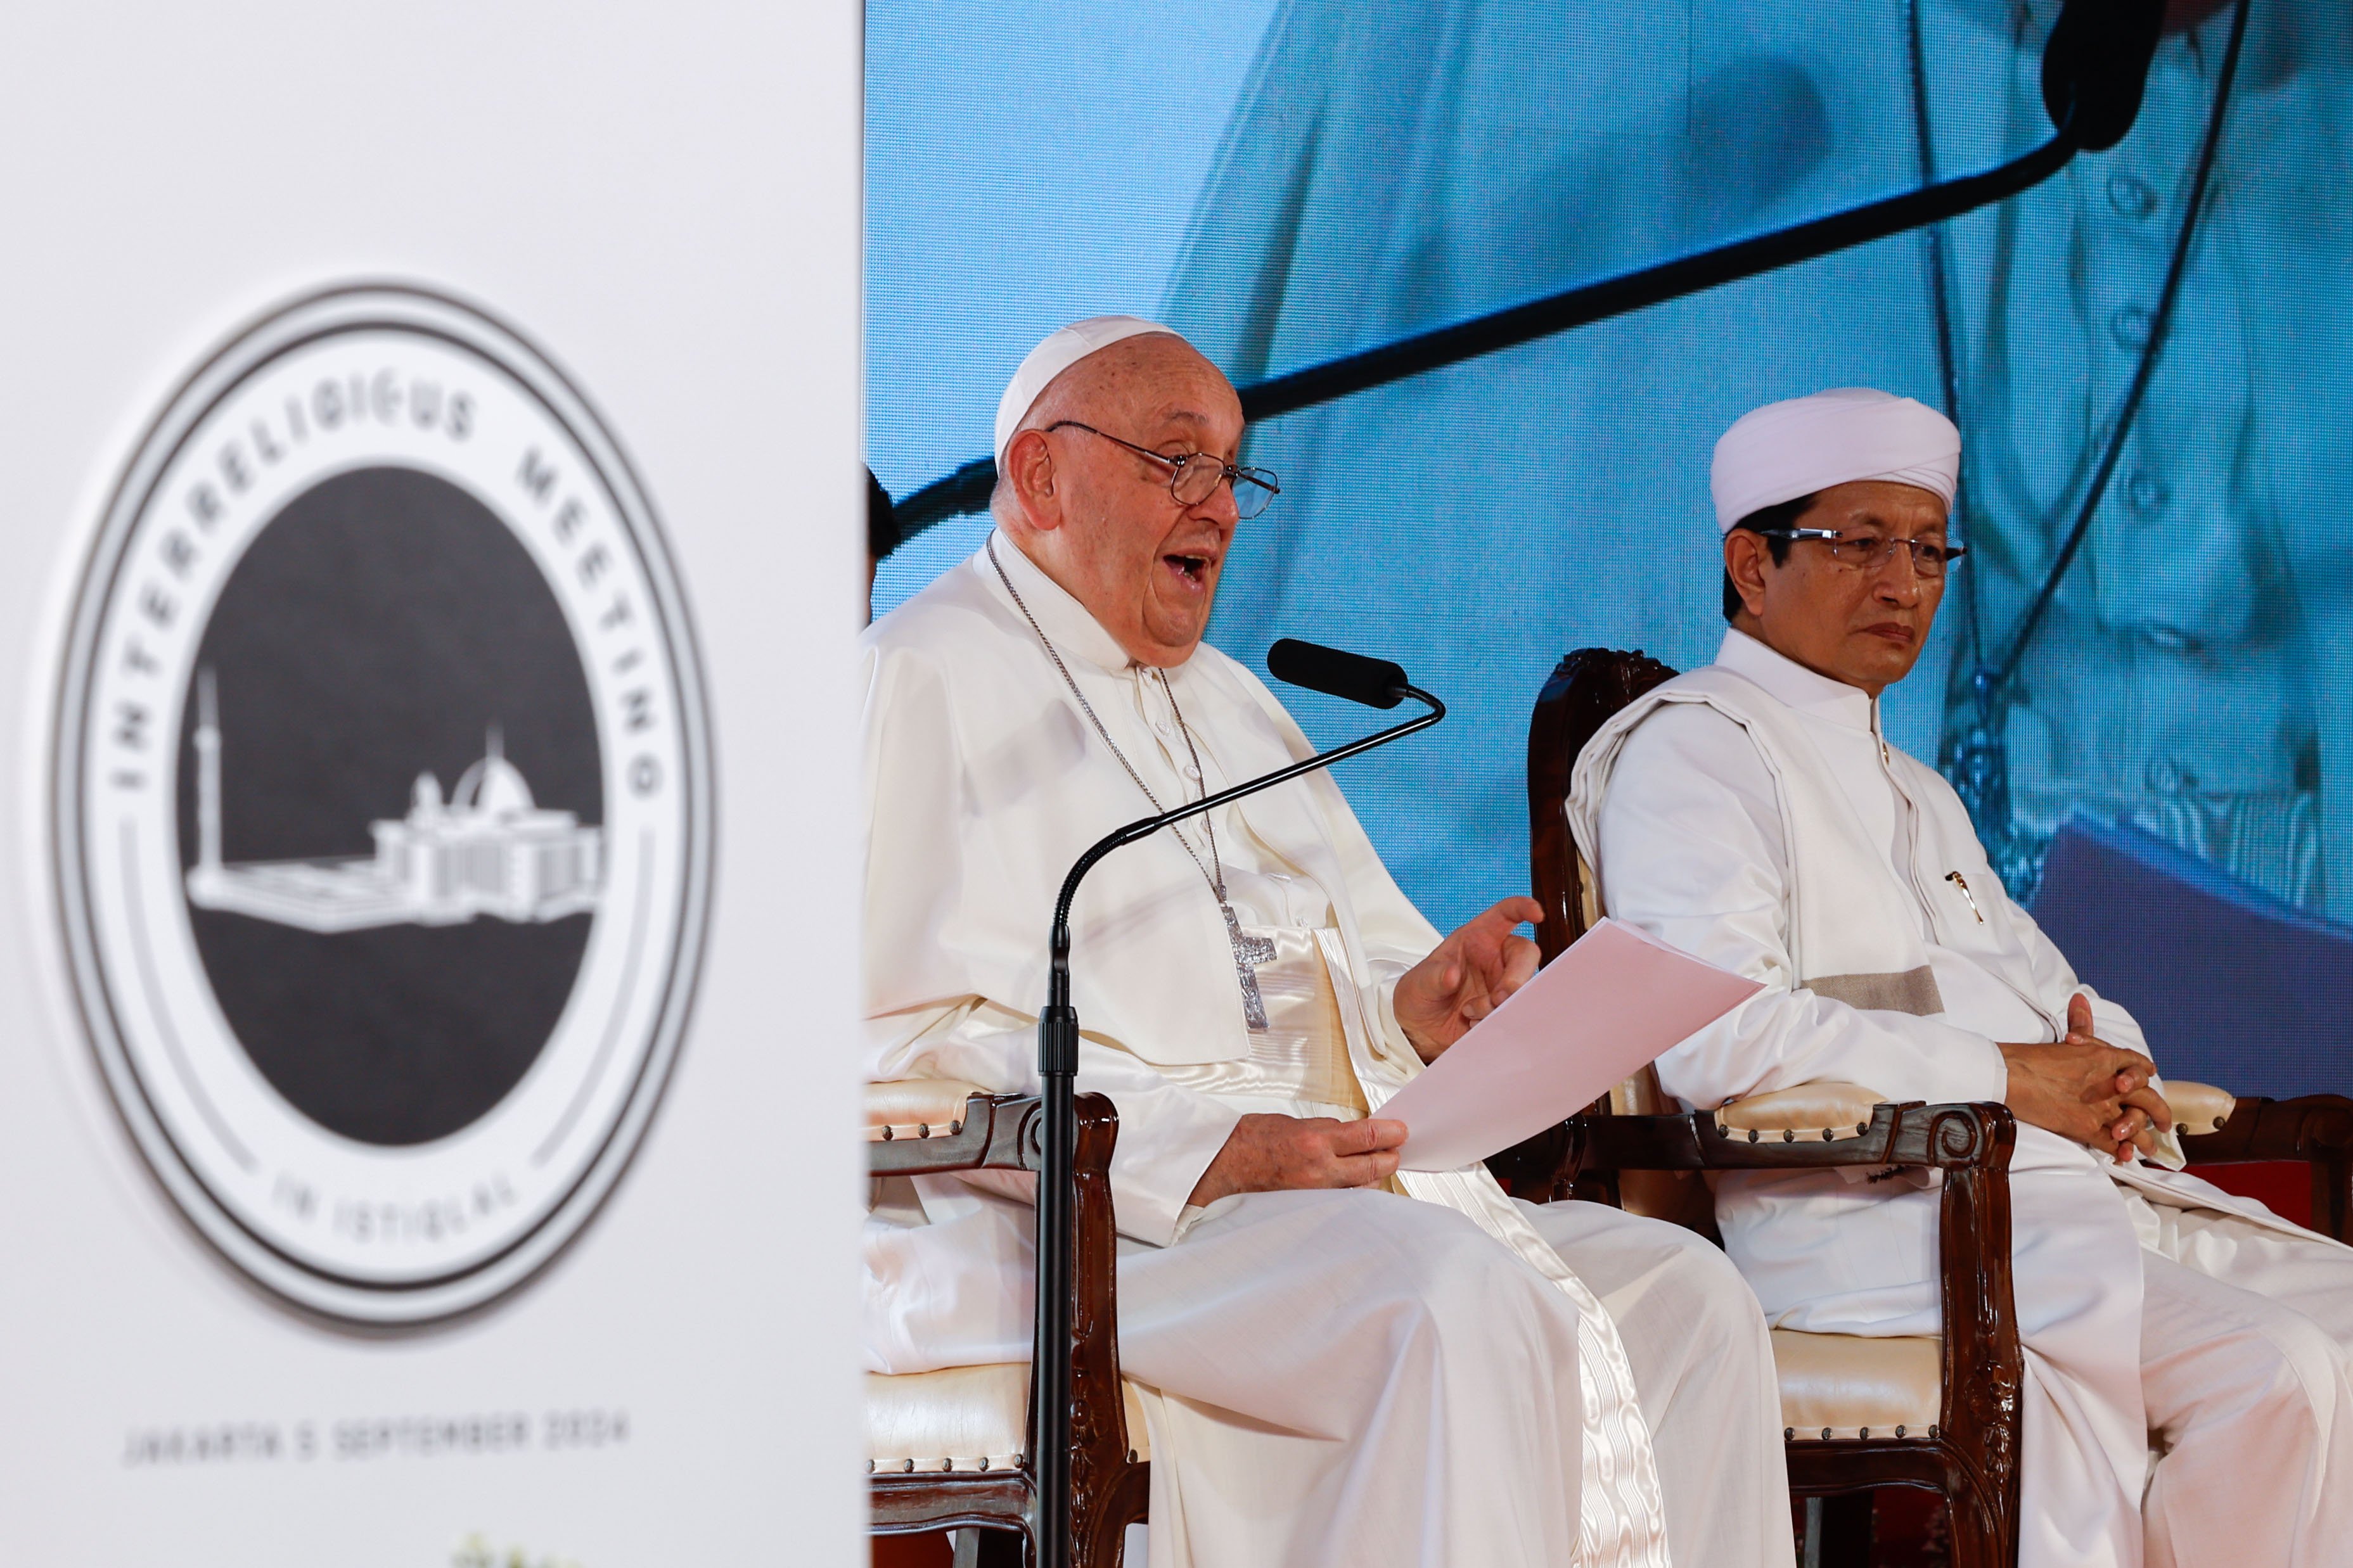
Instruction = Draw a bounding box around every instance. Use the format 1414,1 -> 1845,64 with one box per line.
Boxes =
1754,527 -> 1968,580
1046,420 -> 1280,519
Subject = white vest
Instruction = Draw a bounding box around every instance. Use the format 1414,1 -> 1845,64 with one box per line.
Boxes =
1568,663 -> 2082,1035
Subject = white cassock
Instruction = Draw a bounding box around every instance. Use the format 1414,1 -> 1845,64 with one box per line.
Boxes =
1572,625 -> 2353,1568
864,533 -> 1795,1568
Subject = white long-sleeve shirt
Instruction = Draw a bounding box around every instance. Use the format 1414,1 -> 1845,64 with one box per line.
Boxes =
1596,628 -> 2149,1116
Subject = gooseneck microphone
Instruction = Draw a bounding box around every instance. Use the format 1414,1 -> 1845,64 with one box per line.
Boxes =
1027,640 -> 1442,1568
1266,636 -> 1411,711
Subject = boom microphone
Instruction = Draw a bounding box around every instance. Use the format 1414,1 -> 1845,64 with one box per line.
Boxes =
1267,637 -> 1410,710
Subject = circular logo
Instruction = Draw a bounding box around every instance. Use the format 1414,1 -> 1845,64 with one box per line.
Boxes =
52,284 -> 712,1325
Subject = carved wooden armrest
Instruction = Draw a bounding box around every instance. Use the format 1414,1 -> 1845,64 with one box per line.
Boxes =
2177,1092 -> 2353,1244
1490,1083 -> 1932,1201
866,1085 -> 1144,1555
2176,1092 -> 2353,1163
1584,1099 -> 2013,1174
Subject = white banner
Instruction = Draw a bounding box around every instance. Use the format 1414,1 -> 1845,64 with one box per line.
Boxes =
0,5 -> 859,1563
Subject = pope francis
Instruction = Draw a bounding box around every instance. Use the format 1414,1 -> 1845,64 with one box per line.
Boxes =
1571,389 -> 2353,1568
862,317 -> 1794,1567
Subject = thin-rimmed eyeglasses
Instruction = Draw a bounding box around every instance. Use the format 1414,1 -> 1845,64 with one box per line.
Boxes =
1753,527 -> 1967,579
1046,420 -> 1280,519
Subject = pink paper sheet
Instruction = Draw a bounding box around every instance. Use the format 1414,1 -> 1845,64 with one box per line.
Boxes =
1383,918 -> 1762,1171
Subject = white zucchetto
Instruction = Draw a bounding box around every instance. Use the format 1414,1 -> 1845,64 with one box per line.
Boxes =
994,315 -> 1180,464
1709,388 -> 1961,532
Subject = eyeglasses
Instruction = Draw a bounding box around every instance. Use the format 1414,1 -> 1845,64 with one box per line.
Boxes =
1046,421 -> 1281,519
1755,528 -> 1968,580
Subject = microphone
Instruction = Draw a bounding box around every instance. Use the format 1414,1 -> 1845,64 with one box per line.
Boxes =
2041,0 -> 2165,152
1267,637 -> 1409,710
1025,643 -> 1444,1568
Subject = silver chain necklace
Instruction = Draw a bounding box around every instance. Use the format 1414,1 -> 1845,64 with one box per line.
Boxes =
987,537 -> 1276,1029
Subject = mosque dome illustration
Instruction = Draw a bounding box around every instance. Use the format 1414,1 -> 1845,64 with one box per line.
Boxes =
451,748 -> 537,817
186,673 -> 601,934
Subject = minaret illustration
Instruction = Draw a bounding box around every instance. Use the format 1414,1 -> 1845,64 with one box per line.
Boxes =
186,669 -> 603,933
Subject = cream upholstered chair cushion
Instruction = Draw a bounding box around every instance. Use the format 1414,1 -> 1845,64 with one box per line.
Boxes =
867,1078 -> 992,1143
1772,1332 -> 1940,1442
864,1080 -> 1151,1477
1716,1081 -> 1886,1141
2166,1080 -> 2234,1135
867,1365 -> 1153,1475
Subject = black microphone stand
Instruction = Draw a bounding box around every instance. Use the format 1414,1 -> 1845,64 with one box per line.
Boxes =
1028,680 -> 1444,1568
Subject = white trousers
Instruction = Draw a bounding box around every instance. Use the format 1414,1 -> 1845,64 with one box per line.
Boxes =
1724,1130 -> 2353,1568
2133,1201 -> 2353,1568
1114,1187 -> 1792,1568
2001,1176 -> 2353,1568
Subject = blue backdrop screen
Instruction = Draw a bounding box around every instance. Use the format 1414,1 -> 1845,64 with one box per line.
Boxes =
869,1 -> 2353,1095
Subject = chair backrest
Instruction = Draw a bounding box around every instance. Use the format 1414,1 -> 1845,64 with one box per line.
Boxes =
1527,648 -> 1679,963
1527,649 -> 1718,1234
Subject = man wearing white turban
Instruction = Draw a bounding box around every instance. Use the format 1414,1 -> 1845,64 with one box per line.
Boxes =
1568,388 -> 2353,1568
864,317 -> 1795,1567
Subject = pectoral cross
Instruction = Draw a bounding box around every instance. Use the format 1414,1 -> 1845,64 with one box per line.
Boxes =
1221,902 -> 1277,1031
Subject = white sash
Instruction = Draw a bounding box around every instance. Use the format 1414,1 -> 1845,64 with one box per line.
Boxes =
1315,929 -> 1674,1568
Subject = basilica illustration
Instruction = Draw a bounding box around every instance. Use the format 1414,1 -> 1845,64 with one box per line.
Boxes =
184,671 -> 603,933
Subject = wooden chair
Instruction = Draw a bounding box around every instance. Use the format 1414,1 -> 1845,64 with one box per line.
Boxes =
1500,647 -> 2353,1568
867,1081 -> 1149,1567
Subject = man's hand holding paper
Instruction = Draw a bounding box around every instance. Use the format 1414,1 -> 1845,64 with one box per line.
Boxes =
1381,918 -> 1762,1172
1184,895 -> 1541,1205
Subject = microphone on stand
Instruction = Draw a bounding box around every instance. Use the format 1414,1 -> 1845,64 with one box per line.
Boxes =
1027,639 -> 1442,1568
1266,637 -> 1411,710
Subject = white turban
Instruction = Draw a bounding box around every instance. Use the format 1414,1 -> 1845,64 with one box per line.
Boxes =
1709,388 -> 1960,532
994,315 -> 1179,464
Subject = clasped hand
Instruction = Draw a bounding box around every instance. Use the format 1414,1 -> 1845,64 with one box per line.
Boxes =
1998,995 -> 2172,1164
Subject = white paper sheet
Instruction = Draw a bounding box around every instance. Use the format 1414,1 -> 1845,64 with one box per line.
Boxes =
1383,918 -> 1762,1171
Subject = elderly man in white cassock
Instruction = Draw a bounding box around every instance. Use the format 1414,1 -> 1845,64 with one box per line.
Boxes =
1571,389 -> 2353,1568
863,316 -> 1795,1568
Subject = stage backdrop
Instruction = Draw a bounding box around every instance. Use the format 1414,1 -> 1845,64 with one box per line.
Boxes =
0,5 -> 861,1563
869,0 -> 2353,1098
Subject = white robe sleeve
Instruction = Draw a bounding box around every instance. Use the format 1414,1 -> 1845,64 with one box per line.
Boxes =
1939,800 -> 2183,1167
862,641 -> 1241,1247
1594,703 -> 2010,1111
1952,824 -> 2153,1058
